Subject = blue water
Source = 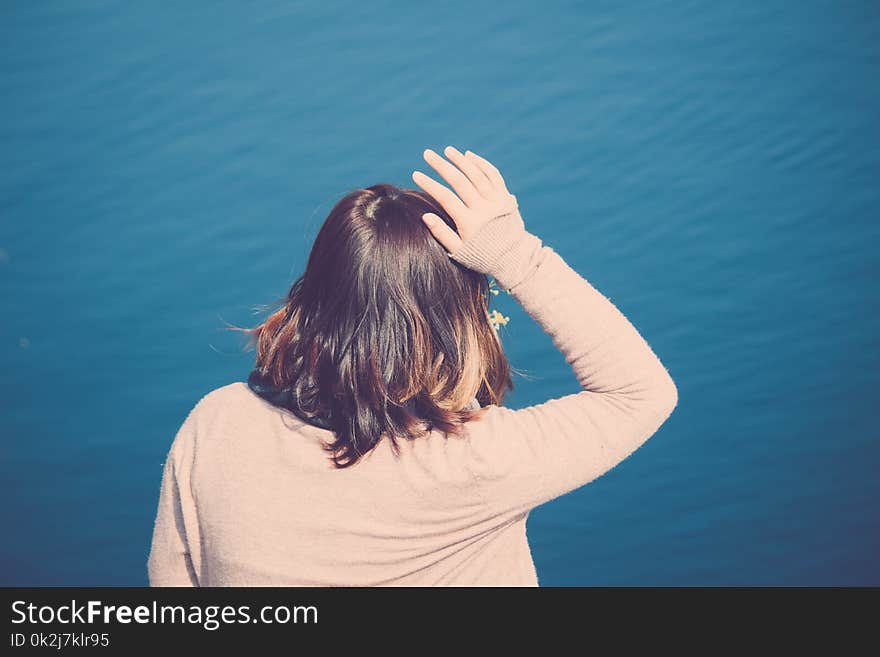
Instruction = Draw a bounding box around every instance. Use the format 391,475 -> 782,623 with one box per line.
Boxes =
1,1 -> 878,586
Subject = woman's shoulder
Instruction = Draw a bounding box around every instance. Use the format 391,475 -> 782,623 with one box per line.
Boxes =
183,381 -> 252,423
200,379 -> 248,403
206,380 -> 251,404
169,382 -> 262,453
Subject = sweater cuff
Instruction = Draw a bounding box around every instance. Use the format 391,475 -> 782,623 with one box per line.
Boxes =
448,207 -> 545,291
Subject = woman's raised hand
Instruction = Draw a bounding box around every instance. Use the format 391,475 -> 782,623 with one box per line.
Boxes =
412,146 -> 520,256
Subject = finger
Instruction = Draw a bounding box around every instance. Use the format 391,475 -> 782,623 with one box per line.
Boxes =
411,170 -> 469,220
443,145 -> 493,197
421,213 -> 463,254
423,149 -> 482,206
464,150 -> 509,193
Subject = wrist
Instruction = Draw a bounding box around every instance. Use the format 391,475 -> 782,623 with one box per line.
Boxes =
448,211 -> 544,291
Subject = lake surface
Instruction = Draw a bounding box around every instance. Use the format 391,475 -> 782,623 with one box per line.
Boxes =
1,1 -> 877,585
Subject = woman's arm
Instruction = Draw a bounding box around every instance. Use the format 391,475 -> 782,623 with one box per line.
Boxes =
415,147 -> 678,518
147,406 -> 203,586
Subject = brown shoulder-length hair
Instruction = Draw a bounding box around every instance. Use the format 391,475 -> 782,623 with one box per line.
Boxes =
231,183 -> 514,468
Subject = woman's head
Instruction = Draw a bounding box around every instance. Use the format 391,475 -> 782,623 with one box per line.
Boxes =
237,183 -> 513,467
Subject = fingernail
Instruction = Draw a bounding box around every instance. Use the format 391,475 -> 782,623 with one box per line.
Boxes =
444,145 -> 457,155
422,214 -> 434,225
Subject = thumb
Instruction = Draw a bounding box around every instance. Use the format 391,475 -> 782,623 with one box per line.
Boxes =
422,213 -> 464,255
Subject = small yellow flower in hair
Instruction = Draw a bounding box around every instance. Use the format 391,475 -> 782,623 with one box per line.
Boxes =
488,309 -> 510,331
487,279 -> 510,331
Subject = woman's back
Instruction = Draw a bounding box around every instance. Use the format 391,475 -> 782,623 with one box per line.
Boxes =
147,147 -> 678,586
152,382 -> 541,585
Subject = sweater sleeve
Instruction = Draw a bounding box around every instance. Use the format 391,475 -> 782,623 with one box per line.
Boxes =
147,404 -> 203,587
449,208 -> 679,519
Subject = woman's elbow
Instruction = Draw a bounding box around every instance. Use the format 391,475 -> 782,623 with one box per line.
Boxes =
653,369 -> 679,421
612,368 -> 678,426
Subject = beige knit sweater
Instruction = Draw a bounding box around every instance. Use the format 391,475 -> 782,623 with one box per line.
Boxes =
147,210 -> 678,586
